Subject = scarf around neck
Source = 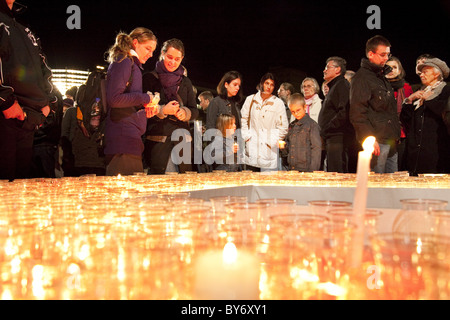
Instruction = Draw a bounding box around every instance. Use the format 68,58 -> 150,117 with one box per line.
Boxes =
155,60 -> 184,102
414,80 -> 446,110
305,94 -> 318,114
388,78 -> 406,91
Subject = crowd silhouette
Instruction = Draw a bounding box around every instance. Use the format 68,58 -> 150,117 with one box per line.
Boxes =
1,0 -> 449,180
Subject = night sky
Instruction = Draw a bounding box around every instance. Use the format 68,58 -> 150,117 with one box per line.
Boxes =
17,0 -> 450,94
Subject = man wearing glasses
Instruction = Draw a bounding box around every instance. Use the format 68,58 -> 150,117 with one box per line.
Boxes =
319,57 -> 357,173
349,35 -> 401,173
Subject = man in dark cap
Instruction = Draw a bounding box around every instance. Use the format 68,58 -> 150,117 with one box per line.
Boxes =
0,0 -> 57,180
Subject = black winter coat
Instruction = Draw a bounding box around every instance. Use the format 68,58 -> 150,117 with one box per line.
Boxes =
0,4 -> 55,113
350,59 -> 401,145
318,75 -> 353,139
400,84 -> 450,175
142,71 -> 198,137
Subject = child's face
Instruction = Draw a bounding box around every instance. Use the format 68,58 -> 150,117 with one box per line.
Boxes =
289,103 -> 307,120
225,120 -> 236,137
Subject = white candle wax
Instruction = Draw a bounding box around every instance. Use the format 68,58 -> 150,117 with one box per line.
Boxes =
353,137 -> 375,215
194,243 -> 260,300
352,136 -> 375,266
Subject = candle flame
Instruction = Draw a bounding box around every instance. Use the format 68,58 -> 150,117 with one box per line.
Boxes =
317,282 -> 347,297
223,242 -> 238,265
362,136 -> 376,154
416,237 -> 422,254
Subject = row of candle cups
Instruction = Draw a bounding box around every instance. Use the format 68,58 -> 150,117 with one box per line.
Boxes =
1,194 -> 449,300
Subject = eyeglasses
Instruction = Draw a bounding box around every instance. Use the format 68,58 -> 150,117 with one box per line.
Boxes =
324,65 -> 339,71
302,84 -> 314,89
373,51 -> 392,59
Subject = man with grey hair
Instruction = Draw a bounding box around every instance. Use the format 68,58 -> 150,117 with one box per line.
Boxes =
197,90 -> 213,126
344,70 -> 355,83
319,56 -> 358,173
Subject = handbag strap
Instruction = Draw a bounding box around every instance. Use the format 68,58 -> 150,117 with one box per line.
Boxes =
248,94 -> 256,129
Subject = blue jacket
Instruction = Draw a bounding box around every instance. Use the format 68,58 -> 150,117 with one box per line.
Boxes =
104,56 -> 150,156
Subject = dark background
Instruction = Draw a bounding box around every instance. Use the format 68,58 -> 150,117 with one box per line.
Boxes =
18,0 -> 450,95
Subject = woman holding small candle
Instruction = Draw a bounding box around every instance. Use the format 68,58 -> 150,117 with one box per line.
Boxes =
142,38 -> 199,174
241,73 -> 289,171
104,27 -> 160,176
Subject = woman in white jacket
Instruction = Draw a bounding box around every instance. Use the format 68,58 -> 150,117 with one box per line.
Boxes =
241,73 -> 289,171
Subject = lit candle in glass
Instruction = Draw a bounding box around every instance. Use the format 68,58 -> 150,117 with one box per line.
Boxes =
194,242 -> 260,299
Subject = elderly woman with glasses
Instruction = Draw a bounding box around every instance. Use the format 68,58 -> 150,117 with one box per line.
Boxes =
300,77 -> 322,124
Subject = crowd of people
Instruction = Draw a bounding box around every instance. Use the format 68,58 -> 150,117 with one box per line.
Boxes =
1,0 -> 450,181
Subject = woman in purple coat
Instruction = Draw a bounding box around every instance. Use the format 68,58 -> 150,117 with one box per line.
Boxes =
104,27 -> 163,176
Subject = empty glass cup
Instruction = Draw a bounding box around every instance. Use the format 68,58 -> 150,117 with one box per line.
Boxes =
392,199 -> 448,236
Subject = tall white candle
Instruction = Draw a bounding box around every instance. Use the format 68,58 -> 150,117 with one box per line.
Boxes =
194,120 -> 203,165
351,136 -> 375,266
194,242 -> 260,300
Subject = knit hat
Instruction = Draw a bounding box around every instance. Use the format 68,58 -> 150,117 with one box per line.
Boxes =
417,58 -> 449,79
63,98 -> 74,108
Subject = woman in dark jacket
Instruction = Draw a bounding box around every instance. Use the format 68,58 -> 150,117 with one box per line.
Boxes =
385,56 -> 413,171
143,39 -> 199,174
205,71 -> 244,131
400,58 -> 450,175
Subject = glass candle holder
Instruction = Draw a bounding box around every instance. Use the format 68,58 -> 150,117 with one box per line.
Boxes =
308,200 -> 352,217
392,199 -> 448,236
371,232 -> 450,300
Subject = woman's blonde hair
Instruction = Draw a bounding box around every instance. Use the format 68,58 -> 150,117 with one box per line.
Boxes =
106,27 -> 157,63
216,114 -> 235,137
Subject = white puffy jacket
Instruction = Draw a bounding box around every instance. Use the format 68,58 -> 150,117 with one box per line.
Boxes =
240,92 -> 289,169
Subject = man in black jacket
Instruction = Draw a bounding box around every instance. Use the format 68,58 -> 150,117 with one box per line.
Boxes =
319,56 -> 358,173
349,35 -> 401,173
0,0 -> 56,180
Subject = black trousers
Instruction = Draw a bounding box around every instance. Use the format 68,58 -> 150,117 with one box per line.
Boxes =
324,134 -> 360,174
144,139 -> 192,174
324,135 -> 346,173
0,118 -> 35,181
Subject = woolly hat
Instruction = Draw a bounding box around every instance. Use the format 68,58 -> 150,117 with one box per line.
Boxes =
63,98 -> 74,108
